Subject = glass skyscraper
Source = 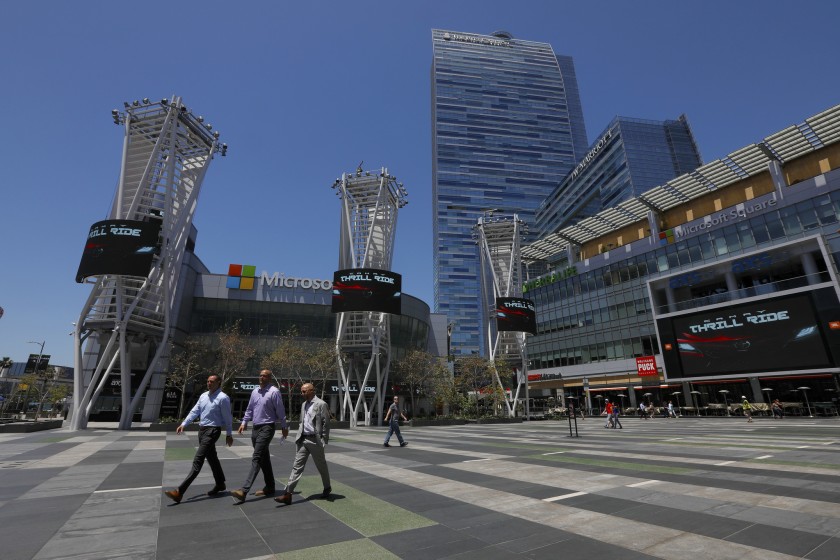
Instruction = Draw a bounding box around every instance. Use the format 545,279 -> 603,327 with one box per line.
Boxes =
432,29 -> 588,356
536,115 -> 703,238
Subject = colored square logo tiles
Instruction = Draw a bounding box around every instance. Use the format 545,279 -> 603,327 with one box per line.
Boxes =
227,263 -> 256,290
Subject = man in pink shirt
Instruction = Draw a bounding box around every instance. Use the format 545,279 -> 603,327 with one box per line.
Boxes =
231,369 -> 288,503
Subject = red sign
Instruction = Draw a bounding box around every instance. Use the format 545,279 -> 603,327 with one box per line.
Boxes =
527,374 -> 541,381
636,355 -> 658,377
829,321 -> 840,330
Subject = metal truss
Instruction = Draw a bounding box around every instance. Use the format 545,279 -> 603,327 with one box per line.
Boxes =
331,167 -> 407,427
70,96 -> 224,430
474,213 -> 529,417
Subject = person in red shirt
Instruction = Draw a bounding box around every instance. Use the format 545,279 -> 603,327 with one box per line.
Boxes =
604,400 -> 614,428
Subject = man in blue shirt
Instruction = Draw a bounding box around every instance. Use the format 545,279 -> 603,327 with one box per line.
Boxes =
164,374 -> 233,504
231,369 -> 289,503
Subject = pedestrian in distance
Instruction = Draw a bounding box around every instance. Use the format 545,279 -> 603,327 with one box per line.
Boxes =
164,374 -> 233,504
667,400 -> 676,418
230,369 -> 289,503
383,395 -> 408,447
742,396 -> 753,423
275,383 -> 331,506
612,402 -> 623,429
771,399 -> 784,419
603,400 -> 614,428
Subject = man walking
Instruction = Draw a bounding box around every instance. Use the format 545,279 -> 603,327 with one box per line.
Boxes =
231,369 -> 289,503
164,374 -> 233,504
612,401 -> 623,429
275,383 -> 331,505
383,395 -> 408,447
603,399 -> 614,428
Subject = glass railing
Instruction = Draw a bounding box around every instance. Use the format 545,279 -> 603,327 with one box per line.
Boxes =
658,272 -> 831,314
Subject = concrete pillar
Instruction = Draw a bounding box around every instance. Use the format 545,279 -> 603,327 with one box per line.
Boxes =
769,160 -> 787,199
749,378 -> 763,403
801,252 -> 819,284
665,286 -> 677,313
725,271 -> 738,293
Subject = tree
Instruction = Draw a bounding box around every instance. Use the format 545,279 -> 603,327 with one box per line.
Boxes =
19,366 -> 59,421
303,339 -> 338,400
391,349 -> 448,417
264,328 -> 308,416
213,321 -> 256,394
166,338 -> 212,419
454,355 -> 495,418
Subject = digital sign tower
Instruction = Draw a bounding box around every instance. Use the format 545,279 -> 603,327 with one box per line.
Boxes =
70,96 -> 225,430
474,212 -> 536,418
332,166 -> 407,427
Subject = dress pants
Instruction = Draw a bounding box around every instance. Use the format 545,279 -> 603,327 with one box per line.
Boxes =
285,436 -> 330,493
178,426 -> 225,494
242,424 -> 275,493
384,419 -> 404,445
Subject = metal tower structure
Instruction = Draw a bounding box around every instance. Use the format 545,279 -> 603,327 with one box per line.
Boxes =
474,212 -> 529,417
70,96 -> 225,430
331,166 -> 407,428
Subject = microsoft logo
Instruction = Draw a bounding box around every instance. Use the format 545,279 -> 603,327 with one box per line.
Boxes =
658,229 -> 675,245
227,264 -> 256,290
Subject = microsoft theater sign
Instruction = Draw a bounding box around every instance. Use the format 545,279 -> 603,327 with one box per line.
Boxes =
261,271 -> 332,291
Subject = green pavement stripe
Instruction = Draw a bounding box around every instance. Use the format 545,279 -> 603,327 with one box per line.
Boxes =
475,441 -> 569,452
164,447 -> 197,461
294,476 -> 436,537
275,537 -> 399,559
746,458 -> 840,470
530,453 -> 693,474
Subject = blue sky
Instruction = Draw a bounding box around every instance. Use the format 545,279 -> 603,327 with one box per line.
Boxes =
2,0 -> 840,367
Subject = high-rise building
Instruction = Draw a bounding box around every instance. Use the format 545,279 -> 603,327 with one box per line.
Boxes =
536,115 -> 703,239
431,29 -> 588,356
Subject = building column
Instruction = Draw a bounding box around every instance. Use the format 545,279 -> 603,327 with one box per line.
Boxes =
749,378 -> 763,403
665,286 -> 677,313
725,271 -> 739,293
768,160 -> 787,197
801,252 -> 820,284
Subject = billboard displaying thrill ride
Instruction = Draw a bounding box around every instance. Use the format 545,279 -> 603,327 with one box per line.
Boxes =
76,220 -> 161,283
657,293 -> 832,378
331,268 -> 402,314
495,297 -> 537,334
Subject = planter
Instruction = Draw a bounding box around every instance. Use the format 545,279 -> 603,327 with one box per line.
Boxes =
409,419 -> 468,427
0,419 -> 64,433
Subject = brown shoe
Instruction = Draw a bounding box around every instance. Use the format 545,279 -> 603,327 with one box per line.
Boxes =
230,489 -> 246,503
207,484 -> 226,496
274,492 -> 292,505
164,489 -> 182,504
254,488 -> 275,497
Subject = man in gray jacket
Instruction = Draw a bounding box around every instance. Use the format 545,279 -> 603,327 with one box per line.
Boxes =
275,383 -> 331,505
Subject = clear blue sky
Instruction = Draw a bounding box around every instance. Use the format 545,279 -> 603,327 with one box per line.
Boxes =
2,0 -> 839,367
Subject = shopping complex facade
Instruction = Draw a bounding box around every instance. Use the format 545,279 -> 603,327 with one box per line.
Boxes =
521,104 -> 840,414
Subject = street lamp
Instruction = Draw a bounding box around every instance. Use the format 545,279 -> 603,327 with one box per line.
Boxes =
797,387 -> 813,417
672,391 -> 682,416
718,389 -> 731,416
690,390 -> 702,416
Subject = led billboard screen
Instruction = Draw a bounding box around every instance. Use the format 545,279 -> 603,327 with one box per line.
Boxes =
76,220 -> 161,282
658,293 -> 830,377
495,297 -> 537,334
331,268 -> 402,314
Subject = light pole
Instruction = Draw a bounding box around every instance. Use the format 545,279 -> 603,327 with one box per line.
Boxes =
797,387 -> 813,417
718,389 -> 730,416
27,341 -> 46,421
690,390 -> 701,416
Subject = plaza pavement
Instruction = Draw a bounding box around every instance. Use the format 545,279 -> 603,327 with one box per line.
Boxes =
1,416 -> 839,559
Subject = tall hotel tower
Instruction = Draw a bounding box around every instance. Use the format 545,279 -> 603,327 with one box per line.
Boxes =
432,29 -> 588,356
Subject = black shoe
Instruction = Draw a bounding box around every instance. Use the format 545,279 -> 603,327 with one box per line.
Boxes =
383,443 -> 390,447
207,484 -> 226,496
322,486 -> 332,498
399,441 -> 408,447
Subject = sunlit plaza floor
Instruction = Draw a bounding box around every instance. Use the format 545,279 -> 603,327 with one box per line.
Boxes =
1,416 -> 839,559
